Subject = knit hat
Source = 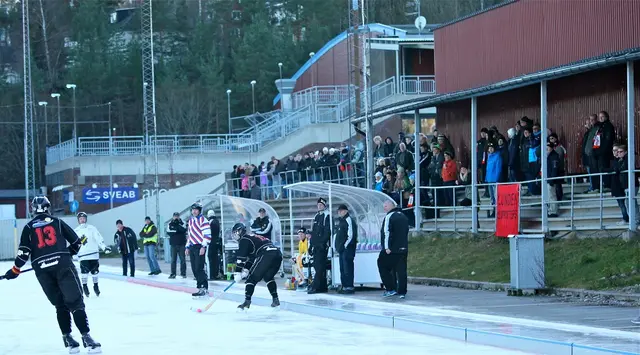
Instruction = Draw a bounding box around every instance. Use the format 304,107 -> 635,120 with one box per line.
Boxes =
337,204 -> 348,211
317,198 -> 327,206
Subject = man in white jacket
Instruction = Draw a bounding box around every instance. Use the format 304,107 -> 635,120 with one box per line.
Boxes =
75,212 -> 109,297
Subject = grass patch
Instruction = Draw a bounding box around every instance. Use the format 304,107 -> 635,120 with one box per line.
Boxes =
408,235 -> 640,291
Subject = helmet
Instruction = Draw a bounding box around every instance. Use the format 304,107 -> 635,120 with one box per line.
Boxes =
190,202 -> 203,212
231,223 -> 246,241
207,210 -> 215,218
77,212 -> 88,220
31,196 -> 51,214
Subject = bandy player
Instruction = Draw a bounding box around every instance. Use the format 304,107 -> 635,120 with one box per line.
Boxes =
2,196 -> 102,354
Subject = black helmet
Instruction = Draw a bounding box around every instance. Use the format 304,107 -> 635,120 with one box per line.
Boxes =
77,212 -> 88,220
31,196 -> 51,214
231,223 -> 246,240
190,202 -> 203,211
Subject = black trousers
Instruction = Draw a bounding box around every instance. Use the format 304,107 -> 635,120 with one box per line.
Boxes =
377,251 -> 408,295
339,248 -> 356,289
189,245 -> 208,290
246,249 -> 283,284
37,264 -> 90,334
170,245 -> 187,276
207,243 -> 222,279
310,245 -> 328,292
122,253 -> 135,277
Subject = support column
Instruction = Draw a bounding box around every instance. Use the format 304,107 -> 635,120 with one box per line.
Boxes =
627,61 -> 636,231
275,78 -> 297,112
471,97 -> 478,234
414,108 -> 422,229
540,81 -> 549,232
395,48 -> 401,94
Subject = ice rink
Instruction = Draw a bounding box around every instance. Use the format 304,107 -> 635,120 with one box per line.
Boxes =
0,263 -> 532,355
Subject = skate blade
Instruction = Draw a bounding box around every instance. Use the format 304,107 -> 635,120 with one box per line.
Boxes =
87,347 -> 102,354
68,347 -> 80,354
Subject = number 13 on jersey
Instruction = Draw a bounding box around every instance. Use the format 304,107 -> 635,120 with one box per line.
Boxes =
35,226 -> 58,249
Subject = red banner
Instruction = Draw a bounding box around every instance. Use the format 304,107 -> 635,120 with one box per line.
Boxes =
495,184 -> 520,237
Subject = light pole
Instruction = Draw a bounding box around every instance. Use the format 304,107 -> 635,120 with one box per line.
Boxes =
50,93 -> 61,145
38,101 -> 48,146
108,102 -> 113,210
278,63 -> 283,114
226,89 -> 232,134
250,80 -> 256,113
309,52 -> 315,88
65,84 -> 77,141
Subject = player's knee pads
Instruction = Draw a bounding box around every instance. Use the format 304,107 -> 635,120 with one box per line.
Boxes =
265,279 -> 275,285
55,304 -> 70,313
65,297 -> 85,313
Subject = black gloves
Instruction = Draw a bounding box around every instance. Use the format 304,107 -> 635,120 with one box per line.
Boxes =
3,267 -> 20,280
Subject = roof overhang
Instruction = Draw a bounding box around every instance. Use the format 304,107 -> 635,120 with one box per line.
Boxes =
353,48 -> 640,123
368,35 -> 435,51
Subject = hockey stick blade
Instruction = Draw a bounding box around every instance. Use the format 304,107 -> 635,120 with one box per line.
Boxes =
194,280 -> 236,313
1,251 -> 100,280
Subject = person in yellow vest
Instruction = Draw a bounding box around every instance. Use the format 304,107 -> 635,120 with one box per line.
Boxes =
139,216 -> 161,275
292,227 -> 311,289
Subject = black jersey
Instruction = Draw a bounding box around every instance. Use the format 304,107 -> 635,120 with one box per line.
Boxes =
14,213 -> 82,273
236,234 -> 278,270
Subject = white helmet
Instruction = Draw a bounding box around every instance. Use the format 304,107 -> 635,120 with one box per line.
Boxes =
207,210 -> 215,218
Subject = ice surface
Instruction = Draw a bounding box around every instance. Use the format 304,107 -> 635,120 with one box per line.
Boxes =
0,263 -> 530,355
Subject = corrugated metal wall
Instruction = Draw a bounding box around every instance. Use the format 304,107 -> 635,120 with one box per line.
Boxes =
434,0 -> 640,93
436,62 -> 640,173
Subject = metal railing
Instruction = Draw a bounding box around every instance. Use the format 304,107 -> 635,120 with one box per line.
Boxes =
46,133 -> 255,164
415,171 -> 638,233
400,75 -> 436,95
291,85 -> 355,109
46,76 -> 402,164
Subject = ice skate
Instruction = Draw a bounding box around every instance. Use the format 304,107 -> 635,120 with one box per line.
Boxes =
632,316 -> 640,325
237,299 -> 251,311
168,274 -> 176,279
82,284 -> 90,297
62,333 -> 80,354
382,290 -> 397,298
271,297 -> 280,308
81,333 -> 101,354
93,284 -> 100,297
191,288 -> 208,299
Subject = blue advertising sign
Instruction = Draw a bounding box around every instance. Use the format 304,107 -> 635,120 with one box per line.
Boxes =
82,187 -> 139,205
70,200 -> 79,213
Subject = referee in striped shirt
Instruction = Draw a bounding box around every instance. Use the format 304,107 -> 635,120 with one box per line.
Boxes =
185,202 -> 212,298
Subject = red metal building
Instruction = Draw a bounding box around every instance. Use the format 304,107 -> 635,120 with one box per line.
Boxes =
434,0 -> 640,94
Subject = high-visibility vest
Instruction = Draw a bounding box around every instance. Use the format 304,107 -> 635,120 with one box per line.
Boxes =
142,224 -> 158,245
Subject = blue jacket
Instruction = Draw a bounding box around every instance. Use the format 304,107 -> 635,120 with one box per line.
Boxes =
485,151 -> 503,183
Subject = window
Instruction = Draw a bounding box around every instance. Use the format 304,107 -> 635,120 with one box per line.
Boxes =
231,10 -> 241,21
230,27 -> 241,37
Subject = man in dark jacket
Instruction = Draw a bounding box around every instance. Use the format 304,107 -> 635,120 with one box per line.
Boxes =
114,219 -> 138,277
593,111 -> 616,191
251,208 -> 273,241
546,143 -> 560,218
207,210 -> 222,280
308,198 -> 331,294
334,204 -> 357,294
377,200 -> 409,298
167,212 -> 187,279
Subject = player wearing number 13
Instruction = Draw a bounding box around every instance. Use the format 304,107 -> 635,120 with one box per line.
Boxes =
2,196 -> 102,354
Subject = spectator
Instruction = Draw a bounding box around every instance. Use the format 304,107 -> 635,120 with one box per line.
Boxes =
308,198 -> 331,294
519,127 -> 539,196
139,216 -> 161,275
383,171 -> 396,196
437,134 -> 455,158
593,111 -> 616,192
373,136 -> 385,159
250,179 -> 261,200
334,204 -> 357,294
374,172 -> 384,191
114,219 -> 138,277
485,143 -> 502,217
251,208 -> 273,241
384,137 -> 396,157
549,132 -> 566,201
497,135 -> 509,182
546,142 -> 560,218
377,200 -> 409,299
441,151 -> 457,206
582,116 -> 597,192
428,144 -> 444,208
611,144 -> 631,225
167,212 -> 187,279
507,128 -> 520,182
477,128 -> 489,198
395,143 -> 414,172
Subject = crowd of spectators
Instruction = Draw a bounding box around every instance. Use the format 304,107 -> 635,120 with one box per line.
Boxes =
229,110 -> 639,225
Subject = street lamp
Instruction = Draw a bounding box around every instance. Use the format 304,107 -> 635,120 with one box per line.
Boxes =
250,80 -> 257,113
108,102 -> 113,209
309,52 -> 316,88
65,84 -> 77,141
226,89 -> 232,134
50,93 -> 61,145
38,101 -> 48,146
278,63 -> 284,114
